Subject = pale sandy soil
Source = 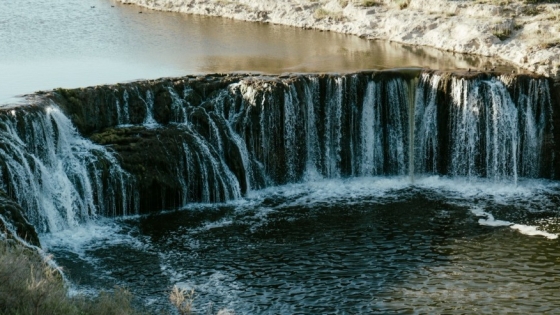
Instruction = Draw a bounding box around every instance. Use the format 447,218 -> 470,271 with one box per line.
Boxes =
118,0 -> 560,79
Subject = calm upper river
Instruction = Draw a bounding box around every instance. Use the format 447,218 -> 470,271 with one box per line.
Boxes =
1,0 -> 512,104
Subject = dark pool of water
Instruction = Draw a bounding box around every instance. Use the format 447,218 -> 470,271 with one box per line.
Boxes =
43,177 -> 560,314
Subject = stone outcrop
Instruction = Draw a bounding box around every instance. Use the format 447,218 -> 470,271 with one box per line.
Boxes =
0,190 -> 40,247
118,0 -> 560,80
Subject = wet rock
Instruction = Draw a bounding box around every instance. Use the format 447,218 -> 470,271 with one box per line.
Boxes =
0,190 -> 40,247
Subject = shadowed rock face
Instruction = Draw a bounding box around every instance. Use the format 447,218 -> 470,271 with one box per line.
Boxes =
0,190 -> 40,247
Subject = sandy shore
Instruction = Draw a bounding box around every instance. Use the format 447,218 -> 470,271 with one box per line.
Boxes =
118,0 -> 560,80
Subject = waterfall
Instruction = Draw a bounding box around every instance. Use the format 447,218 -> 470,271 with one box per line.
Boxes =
414,73 -> 440,175
283,84 -> 299,182
0,71 -> 556,234
323,77 -> 344,178
448,77 -> 518,182
385,78 -> 410,175
506,75 -> 553,178
140,89 -> 157,126
0,102 -> 134,233
360,81 -> 383,176
303,77 -> 320,180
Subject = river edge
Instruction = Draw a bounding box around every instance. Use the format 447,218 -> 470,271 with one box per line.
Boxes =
117,0 -> 560,80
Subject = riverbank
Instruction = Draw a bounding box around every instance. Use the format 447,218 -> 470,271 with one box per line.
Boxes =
118,0 -> 560,80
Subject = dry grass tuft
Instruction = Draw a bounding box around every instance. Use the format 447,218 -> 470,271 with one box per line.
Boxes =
170,285 -> 196,315
314,8 -> 346,21
0,240 -> 145,315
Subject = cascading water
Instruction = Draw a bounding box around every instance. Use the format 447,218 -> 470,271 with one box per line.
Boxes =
323,76 -> 344,178
414,73 -> 440,175
1,71 -> 556,234
0,102 -> 134,233
413,73 -> 553,182
360,80 -> 383,176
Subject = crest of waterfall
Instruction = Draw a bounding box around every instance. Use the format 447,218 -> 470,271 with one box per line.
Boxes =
0,102 -> 134,233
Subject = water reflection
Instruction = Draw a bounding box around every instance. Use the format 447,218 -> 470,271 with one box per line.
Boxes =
1,0 -> 514,103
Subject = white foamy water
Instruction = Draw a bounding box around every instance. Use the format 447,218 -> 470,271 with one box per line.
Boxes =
41,218 -> 147,257
470,206 -> 558,239
510,224 -> 558,239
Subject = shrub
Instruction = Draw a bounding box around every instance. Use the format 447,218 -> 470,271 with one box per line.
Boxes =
0,240 -> 145,315
169,286 -> 195,315
360,0 -> 381,6
314,8 -> 346,21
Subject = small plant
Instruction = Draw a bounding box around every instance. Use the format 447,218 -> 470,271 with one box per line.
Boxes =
338,0 -> 349,7
492,28 -> 511,40
314,7 -> 328,19
170,285 -> 196,315
491,19 -> 514,41
0,240 -> 144,315
538,40 -> 560,48
360,0 -> 380,6
313,7 -> 345,21
522,5 -> 543,15
394,0 -> 411,9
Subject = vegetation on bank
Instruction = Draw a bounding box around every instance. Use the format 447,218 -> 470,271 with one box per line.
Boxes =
0,240 -> 144,315
0,239 -> 236,314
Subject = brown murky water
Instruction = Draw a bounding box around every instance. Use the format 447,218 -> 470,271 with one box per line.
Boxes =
1,0 -> 513,103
